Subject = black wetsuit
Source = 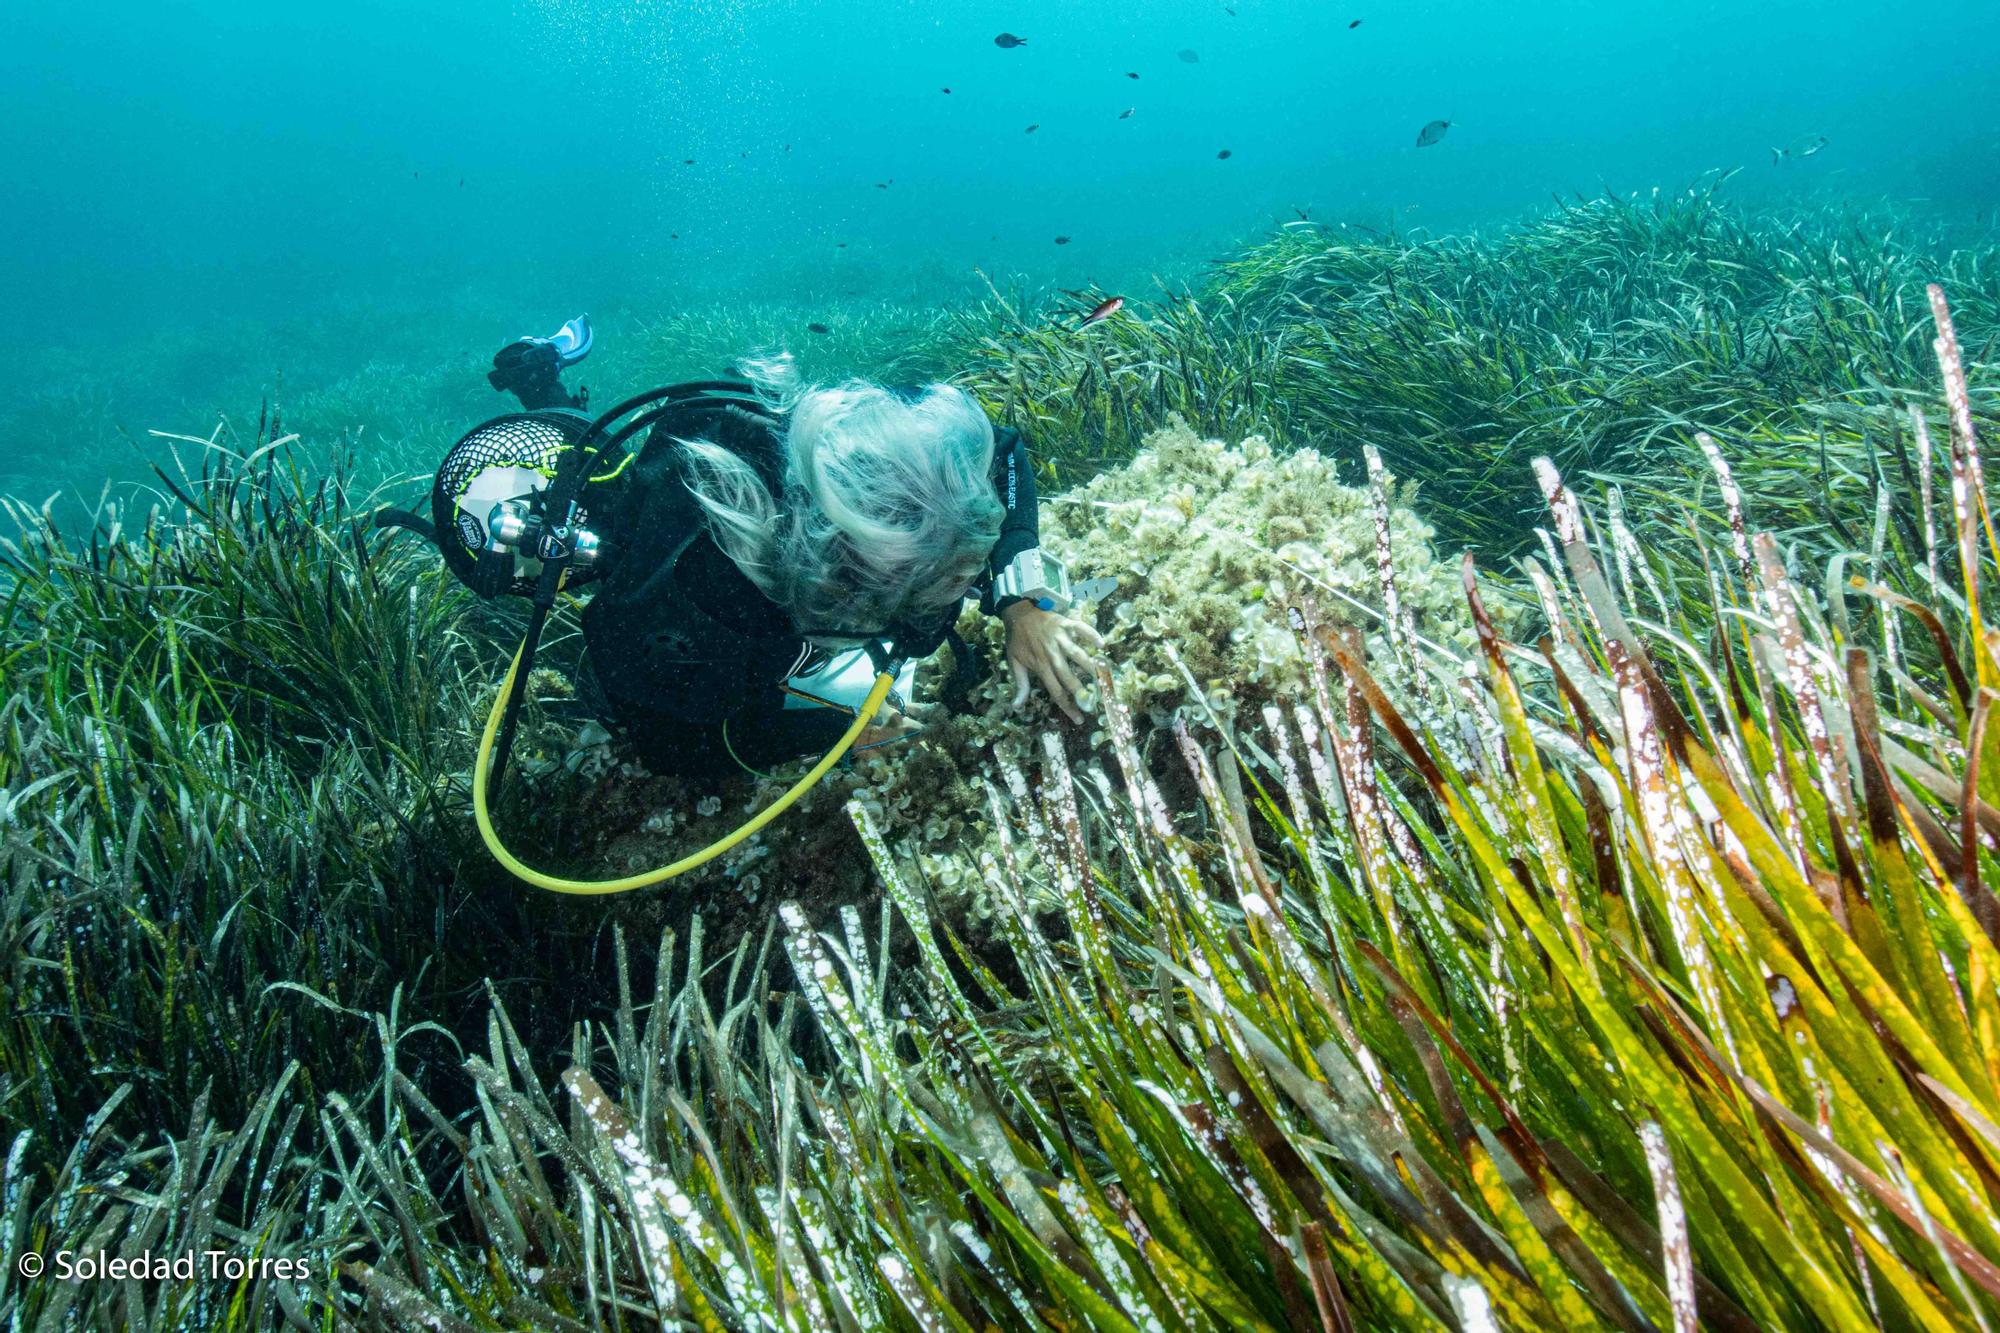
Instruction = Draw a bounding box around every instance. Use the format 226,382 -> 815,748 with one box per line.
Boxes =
580,392 -> 1039,774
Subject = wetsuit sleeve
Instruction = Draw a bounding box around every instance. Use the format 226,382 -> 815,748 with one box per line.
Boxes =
978,424 -> 1042,616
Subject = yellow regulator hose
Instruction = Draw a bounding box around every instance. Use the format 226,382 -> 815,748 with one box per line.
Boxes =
472,643 -> 894,895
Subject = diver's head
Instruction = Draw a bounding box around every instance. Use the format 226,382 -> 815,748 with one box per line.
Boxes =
678,361 -> 1004,638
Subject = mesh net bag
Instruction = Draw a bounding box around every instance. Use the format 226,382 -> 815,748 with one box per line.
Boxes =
429,411 -> 600,596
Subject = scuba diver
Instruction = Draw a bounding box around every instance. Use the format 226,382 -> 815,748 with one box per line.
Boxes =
380,316 -> 1104,892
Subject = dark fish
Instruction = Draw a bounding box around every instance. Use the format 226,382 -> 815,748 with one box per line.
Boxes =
458,178 -> 464,187
1078,295 -> 1125,328
1415,119 -> 1451,147
1349,18 -> 1362,28
1217,148 -> 1232,159
875,181 -> 890,188
1053,235 -> 1071,245
837,242 -> 848,248
807,322 -> 831,334
941,86 -> 952,93
993,32 -> 1026,47
1178,48 -> 1200,62
1025,123 -> 1039,133
1224,6 -> 1235,13
683,158 -> 696,165
783,144 -> 791,151
1126,71 -> 1140,79
1118,107 -> 1135,119
1771,134 -> 1828,163
670,232 -> 679,239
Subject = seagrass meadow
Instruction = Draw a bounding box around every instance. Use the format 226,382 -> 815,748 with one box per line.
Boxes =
5,195 -> 2000,1330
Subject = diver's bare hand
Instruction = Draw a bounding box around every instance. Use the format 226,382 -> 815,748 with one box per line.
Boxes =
856,711 -> 922,750
1002,601 -> 1105,724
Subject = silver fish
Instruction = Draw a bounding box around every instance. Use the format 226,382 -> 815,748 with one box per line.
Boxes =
1771,134 -> 1827,164
1415,119 -> 1451,148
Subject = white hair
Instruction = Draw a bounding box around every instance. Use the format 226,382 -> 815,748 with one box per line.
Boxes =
676,352 -> 1004,637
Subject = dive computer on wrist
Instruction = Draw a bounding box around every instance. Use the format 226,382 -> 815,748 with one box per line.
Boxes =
993,548 -> 1073,612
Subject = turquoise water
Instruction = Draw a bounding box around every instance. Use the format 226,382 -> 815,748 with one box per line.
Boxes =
3,0 -> 1996,501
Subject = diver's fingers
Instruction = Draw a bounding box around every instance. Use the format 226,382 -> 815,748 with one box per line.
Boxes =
1067,618 -> 1106,650
1052,633 -> 1094,684
1010,659 -> 1033,711
1039,668 -> 1083,723
1056,631 -> 1099,675
1044,654 -> 1086,722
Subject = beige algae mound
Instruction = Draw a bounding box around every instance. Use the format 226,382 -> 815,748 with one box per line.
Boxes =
518,416 -> 1470,929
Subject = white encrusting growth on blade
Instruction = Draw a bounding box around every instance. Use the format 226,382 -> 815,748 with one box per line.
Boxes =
1754,534 -> 1858,847
563,1068 -> 782,1329
1058,1180 -> 1168,1333
1533,457 -> 1586,548
1912,405 -> 1941,598
1490,934 -> 1522,1102
1639,1120 -> 1697,1333
1609,639 -> 1735,1062
1445,1274 -> 1501,1333
1930,285 -> 1985,501
1697,432 -> 1753,587
875,1251 -> 948,1331
1364,443 -> 1435,708
949,1221 -> 1042,1325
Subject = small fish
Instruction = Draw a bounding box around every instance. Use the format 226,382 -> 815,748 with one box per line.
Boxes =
1178,48 -> 1200,63
875,181 -> 890,189
1126,71 -> 1140,79
1415,119 -> 1451,147
836,242 -> 848,248
458,177 -> 464,187
1349,18 -> 1362,28
1771,134 -> 1828,164
941,86 -> 952,93
1078,295 -> 1125,328
993,32 -> 1026,48
1025,123 -> 1039,133
670,232 -> 679,239
1053,235 -> 1071,245
1224,6 -> 1235,13
783,144 -> 791,151
807,322 -> 831,334
1216,148 -> 1232,159
682,158 -> 695,165
1118,107 -> 1135,119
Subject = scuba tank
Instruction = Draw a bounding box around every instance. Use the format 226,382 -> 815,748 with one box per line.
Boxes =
422,408 -> 609,600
